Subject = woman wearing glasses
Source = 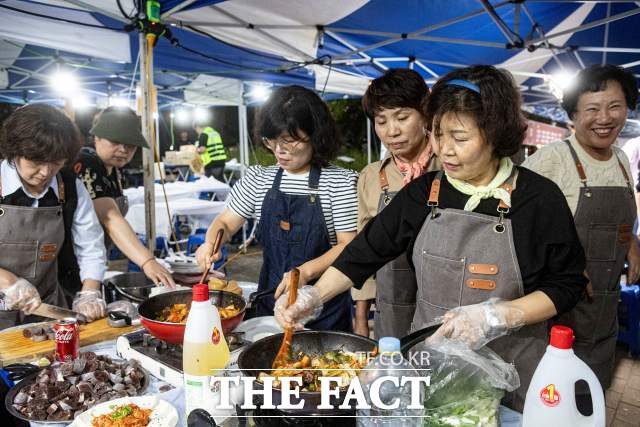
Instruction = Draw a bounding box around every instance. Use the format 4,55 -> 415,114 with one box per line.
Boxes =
196,85 -> 358,331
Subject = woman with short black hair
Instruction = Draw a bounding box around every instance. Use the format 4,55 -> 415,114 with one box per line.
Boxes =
524,64 -> 639,399
275,66 -> 587,411
196,85 -> 358,331
0,104 -> 107,327
354,68 -> 438,338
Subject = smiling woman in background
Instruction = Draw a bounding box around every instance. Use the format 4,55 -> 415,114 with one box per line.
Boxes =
196,85 -> 358,331
523,64 -> 639,402
0,104 -> 107,326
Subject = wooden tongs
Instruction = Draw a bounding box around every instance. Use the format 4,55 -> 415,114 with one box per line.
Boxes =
272,268 -> 300,370
198,229 -> 224,285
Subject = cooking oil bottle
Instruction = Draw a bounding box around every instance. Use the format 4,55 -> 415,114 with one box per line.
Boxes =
183,284 -> 231,422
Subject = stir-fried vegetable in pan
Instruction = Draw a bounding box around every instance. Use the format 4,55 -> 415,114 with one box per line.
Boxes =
259,349 -> 367,391
155,303 -> 240,323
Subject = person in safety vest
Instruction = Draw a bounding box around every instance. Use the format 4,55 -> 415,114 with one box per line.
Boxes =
194,116 -> 227,181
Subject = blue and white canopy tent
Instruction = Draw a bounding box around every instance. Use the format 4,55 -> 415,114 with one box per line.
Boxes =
1,0 -> 639,244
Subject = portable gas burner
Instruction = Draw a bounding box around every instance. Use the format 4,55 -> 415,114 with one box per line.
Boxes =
116,329 -> 247,387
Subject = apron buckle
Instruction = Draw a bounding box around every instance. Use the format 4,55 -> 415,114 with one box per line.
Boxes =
0,207 -> 4,217
383,195 -> 391,205
494,223 -> 505,233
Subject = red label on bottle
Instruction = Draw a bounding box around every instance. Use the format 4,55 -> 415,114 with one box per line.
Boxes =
212,326 -> 221,345
540,384 -> 561,407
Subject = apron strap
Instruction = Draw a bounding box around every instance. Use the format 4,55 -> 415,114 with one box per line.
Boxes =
0,171 -> 3,203
614,152 -> 634,193
308,164 -> 320,190
564,139 -> 589,189
427,170 -> 444,218
115,168 -> 124,195
497,168 -> 518,213
55,173 -> 65,204
271,167 -> 285,190
378,168 -> 390,192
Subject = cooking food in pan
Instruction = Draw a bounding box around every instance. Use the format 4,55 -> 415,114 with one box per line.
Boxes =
91,403 -> 152,427
259,349 -> 367,392
10,352 -> 147,422
155,302 -> 240,323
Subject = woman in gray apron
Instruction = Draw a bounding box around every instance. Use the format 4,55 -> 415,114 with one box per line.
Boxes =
67,107 -> 175,294
353,69 -> 439,338
523,64 -> 639,398
275,66 -> 588,412
0,105 -> 108,328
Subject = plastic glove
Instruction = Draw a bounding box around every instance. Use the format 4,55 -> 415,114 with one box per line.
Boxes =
274,285 -> 323,330
428,298 -> 525,350
2,278 -> 41,314
72,290 -> 107,322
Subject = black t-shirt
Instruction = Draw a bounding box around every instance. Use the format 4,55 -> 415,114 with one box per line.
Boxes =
72,147 -> 123,200
334,166 -> 588,315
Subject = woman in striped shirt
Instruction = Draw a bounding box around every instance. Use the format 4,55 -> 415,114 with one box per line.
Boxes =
196,85 -> 358,331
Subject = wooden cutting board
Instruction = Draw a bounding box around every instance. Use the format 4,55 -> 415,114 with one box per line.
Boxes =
0,318 -> 141,367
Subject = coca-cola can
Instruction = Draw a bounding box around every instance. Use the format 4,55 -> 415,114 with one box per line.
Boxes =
55,318 -> 78,361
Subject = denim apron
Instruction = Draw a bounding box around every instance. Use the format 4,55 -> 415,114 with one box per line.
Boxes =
255,166 -> 352,331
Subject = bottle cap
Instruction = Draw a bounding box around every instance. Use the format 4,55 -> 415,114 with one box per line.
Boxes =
378,337 -> 401,353
192,284 -> 209,302
549,325 -> 574,349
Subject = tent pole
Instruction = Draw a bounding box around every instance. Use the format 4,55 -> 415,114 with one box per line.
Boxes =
366,117 -> 372,165
139,33 -> 157,252
237,84 -> 249,248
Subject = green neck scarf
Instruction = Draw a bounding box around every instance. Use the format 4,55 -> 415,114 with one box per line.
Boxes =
446,157 -> 514,211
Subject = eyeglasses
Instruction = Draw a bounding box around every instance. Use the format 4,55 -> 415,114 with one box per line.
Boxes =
262,136 -> 310,151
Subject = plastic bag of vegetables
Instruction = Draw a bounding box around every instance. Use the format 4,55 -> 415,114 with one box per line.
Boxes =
415,338 -> 519,427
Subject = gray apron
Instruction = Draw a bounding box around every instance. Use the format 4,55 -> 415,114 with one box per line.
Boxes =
411,170 -> 548,412
374,167 -> 417,339
104,168 -> 129,251
556,140 -> 636,390
0,174 -> 69,329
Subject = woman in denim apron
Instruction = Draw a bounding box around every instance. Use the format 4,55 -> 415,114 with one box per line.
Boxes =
196,86 -> 358,331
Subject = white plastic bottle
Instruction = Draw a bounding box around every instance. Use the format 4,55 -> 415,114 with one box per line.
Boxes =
522,325 -> 605,427
183,284 -> 231,422
357,337 -> 423,426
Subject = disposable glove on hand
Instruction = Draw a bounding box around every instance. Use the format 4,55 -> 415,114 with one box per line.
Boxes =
429,298 -> 525,350
2,278 -> 41,314
274,285 -> 323,330
72,290 -> 107,322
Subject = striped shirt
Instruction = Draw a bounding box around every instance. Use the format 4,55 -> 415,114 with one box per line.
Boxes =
227,165 -> 358,244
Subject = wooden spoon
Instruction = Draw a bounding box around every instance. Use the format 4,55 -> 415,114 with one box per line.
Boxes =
272,268 -> 300,370
198,229 -> 224,285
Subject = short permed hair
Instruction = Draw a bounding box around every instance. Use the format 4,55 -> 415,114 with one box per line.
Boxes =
254,85 -> 341,167
362,68 -> 430,119
561,64 -> 638,117
425,65 -> 527,158
0,104 -> 83,164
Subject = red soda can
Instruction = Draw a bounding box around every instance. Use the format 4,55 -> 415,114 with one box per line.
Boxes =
55,318 -> 78,361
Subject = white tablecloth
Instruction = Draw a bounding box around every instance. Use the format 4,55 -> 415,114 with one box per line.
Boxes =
123,179 -> 231,206
125,199 -> 226,238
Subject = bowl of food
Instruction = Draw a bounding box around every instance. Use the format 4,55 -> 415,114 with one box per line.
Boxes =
69,395 -> 178,427
137,290 -> 245,344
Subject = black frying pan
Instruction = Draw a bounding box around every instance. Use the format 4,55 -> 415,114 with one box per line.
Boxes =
237,325 -> 440,414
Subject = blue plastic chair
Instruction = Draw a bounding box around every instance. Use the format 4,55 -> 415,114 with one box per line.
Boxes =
618,283 -> 640,356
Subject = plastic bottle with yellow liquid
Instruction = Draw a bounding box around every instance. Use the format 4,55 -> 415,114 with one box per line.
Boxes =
183,284 -> 232,421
